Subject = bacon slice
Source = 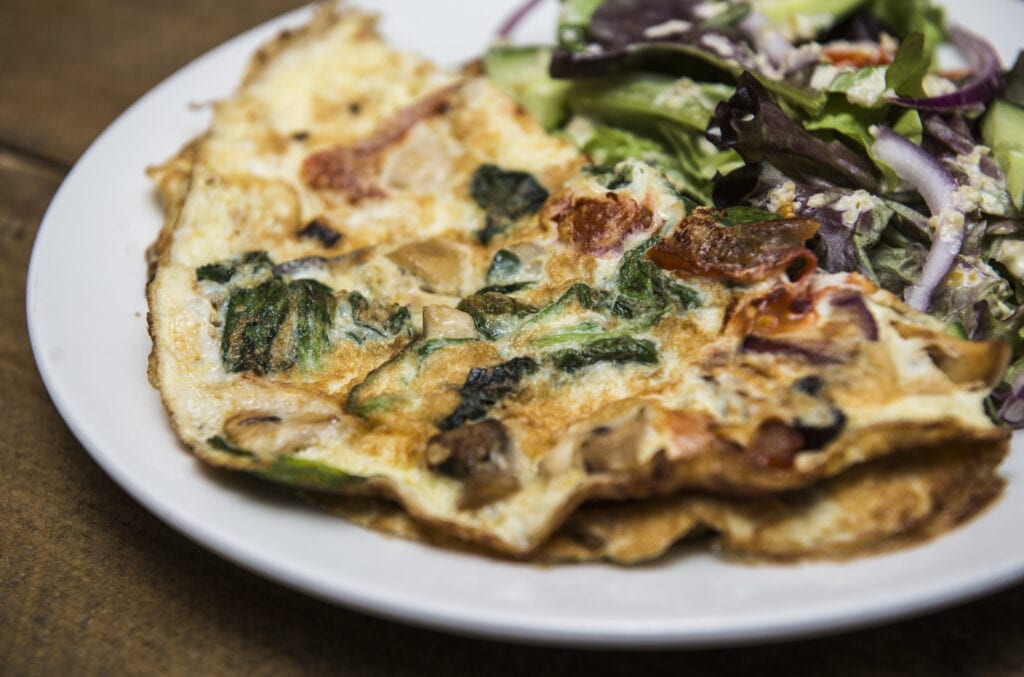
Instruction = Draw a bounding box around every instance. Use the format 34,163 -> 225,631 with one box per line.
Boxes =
647,206 -> 819,284
300,84 -> 461,200
546,191 -> 654,256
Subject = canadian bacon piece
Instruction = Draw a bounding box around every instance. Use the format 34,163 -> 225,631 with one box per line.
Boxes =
647,206 -> 819,284
546,190 -> 654,256
301,83 -> 462,199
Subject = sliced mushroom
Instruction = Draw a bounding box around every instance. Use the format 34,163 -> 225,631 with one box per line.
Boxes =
578,406 -> 653,474
223,410 -> 336,458
426,419 -> 521,510
422,305 -> 478,340
387,238 -> 467,295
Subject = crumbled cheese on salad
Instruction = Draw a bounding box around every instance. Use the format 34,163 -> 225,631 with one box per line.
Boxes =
949,147 -> 1013,217
701,33 -> 736,58
993,239 -> 1024,281
845,67 -> 891,107
809,64 -> 842,90
643,19 -> 692,39
833,190 -> 882,227
767,180 -> 797,214
694,1 -> 729,20
790,13 -> 834,41
806,193 -> 829,209
922,73 -> 958,98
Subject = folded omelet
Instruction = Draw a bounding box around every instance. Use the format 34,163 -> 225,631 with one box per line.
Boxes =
147,6 -> 1009,562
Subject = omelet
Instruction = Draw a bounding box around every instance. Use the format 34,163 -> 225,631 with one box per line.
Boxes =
147,6 -> 1009,561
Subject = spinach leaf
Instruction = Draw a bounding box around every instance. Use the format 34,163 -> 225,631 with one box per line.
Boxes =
289,279 -> 337,370
416,337 -> 478,359
257,456 -> 359,491
207,435 -> 255,458
438,357 -> 538,430
486,249 -> 521,281
222,278 -> 292,375
470,165 -> 549,244
457,292 -> 539,339
612,240 -> 700,321
195,250 -> 273,284
196,263 -> 236,284
477,249 -> 533,294
530,321 -> 605,347
223,277 -> 339,374
550,336 -> 658,372
343,292 -> 412,344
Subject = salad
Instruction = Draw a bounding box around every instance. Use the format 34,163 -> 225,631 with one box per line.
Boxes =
484,0 -> 1024,424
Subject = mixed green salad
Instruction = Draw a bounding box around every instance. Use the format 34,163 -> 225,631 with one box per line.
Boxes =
486,0 -> 1024,425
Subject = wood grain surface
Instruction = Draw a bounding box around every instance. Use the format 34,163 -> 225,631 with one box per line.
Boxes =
3,1 -> 1023,674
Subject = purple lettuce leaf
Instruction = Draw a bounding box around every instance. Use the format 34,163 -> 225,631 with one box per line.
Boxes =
706,73 -> 878,190
548,0 -> 825,113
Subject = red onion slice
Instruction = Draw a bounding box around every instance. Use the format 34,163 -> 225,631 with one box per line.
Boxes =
738,11 -> 792,71
871,126 -> 956,214
496,0 -> 547,38
889,26 -> 1005,111
998,371 -> 1024,427
871,126 -> 963,312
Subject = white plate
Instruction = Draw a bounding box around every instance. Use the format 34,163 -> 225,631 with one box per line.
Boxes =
26,0 -> 1024,648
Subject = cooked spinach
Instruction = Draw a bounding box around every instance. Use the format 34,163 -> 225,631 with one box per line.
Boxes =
207,435 -> 255,458
416,337 -> 478,359
457,292 -> 539,339
530,321 -> 605,347
343,291 -> 412,344
552,335 -> 655,372
476,282 -> 534,295
195,250 -> 273,284
528,283 -> 612,328
203,251 -> 342,375
438,357 -> 538,430
297,218 -> 343,248
256,456 -> 359,491
222,278 -> 292,374
550,336 -> 658,373
221,275 -> 340,375
486,249 -> 521,280
470,164 -> 549,244
612,240 -> 700,321
289,279 -> 337,370
196,263 -> 236,284
478,249 -> 532,294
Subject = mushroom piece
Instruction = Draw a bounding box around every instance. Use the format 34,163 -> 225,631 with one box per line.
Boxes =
422,305 -> 478,340
426,419 -> 521,510
578,406 -> 654,474
223,411 -> 336,458
387,238 -> 467,295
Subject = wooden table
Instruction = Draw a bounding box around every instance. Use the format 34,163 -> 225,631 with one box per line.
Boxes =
3,1 -> 1023,673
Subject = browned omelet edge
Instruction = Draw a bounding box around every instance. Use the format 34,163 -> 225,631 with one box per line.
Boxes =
312,436 -> 1007,565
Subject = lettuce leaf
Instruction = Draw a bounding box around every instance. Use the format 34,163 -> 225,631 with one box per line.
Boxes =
707,73 -> 878,190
